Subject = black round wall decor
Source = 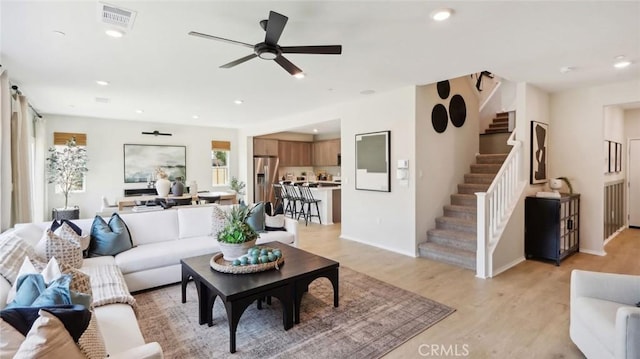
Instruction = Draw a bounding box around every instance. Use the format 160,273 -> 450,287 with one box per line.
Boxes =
431,104 -> 448,133
436,81 -> 450,100
449,94 -> 467,127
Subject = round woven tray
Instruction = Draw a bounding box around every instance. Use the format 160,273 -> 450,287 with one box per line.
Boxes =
210,252 -> 284,274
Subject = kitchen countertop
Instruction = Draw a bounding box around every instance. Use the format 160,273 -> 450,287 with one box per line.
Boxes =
309,186 -> 341,191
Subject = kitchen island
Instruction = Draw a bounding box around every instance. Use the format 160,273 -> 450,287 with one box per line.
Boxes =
308,186 -> 341,225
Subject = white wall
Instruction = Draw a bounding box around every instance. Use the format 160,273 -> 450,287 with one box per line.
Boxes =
44,115 -> 238,219
625,109 -> 640,138
415,76 -> 479,246
492,83 -> 549,274
549,79 -> 640,255
240,87 -> 418,256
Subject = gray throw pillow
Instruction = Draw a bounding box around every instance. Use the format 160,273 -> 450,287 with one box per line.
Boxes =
246,202 -> 266,233
89,214 -> 133,257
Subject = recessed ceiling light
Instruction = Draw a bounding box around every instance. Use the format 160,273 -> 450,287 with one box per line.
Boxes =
294,73 -> 305,79
234,99 -> 244,105
192,115 -> 199,119
95,80 -> 110,86
360,89 -> 376,95
560,66 -> 575,74
313,129 -> 318,133
135,109 -> 144,114
431,8 -> 453,21
614,60 -> 632,69
105,29 -> 124,38
52,30 -> 66,36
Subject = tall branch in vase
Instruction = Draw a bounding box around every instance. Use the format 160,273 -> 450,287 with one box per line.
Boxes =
46,137 -> 88,209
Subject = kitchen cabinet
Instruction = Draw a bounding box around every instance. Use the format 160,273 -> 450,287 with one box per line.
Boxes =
253,138 -> 278,156
278,141 -> 312,166
525,194 -> 580,265
312,139 -> 341,166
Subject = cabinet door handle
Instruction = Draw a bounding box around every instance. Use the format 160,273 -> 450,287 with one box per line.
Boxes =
567,219 -> 573,230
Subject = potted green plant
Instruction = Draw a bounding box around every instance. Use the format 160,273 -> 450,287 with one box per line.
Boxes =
216,205 -> 259,260
46,137 -> 88,217
229,176 -> 246,204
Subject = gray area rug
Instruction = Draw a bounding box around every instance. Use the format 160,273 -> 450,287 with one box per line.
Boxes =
134,267 -> 455,359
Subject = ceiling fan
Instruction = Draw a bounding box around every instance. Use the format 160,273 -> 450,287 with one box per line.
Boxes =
188,10 -> 342,76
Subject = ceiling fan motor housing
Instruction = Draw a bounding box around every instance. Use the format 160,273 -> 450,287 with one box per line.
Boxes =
255,43 -> 280,60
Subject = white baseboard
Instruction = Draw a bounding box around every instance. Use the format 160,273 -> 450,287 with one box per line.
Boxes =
492,256 -> 525,277
339,234 -> 417,258
579,248 -> 607,256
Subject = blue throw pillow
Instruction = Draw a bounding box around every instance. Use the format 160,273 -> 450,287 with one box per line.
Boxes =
50,219 -> 82,236
246,202 -> 266,233
89,213 -> 133,257
6,274 -> 72,309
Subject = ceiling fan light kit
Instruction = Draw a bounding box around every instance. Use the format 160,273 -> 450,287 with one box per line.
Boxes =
189,10 -> 342,76
142,130 -> 172,136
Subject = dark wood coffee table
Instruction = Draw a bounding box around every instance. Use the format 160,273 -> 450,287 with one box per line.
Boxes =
180,242 -> 339,353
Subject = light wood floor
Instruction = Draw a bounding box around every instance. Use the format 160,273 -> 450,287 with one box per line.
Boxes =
296,224 -> 640,359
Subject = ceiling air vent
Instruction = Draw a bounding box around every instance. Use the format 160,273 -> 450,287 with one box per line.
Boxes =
97,2 -> 137,31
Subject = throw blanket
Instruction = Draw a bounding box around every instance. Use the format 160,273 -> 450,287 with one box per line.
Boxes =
82,265 -> 136,308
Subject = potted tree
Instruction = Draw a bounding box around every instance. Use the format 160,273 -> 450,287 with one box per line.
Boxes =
216,205 -> 259,260
46,137 -> 88,219
230,176 -> 246,205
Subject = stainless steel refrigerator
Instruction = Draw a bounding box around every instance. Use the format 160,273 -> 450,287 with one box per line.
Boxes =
254,156 -> 279,204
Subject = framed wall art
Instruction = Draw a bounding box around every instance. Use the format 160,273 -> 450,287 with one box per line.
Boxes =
355,130 -> 390,192
609,141 -> 616,173
530,121 -> 548,184
616,142 -> 622,172
124,144 -> 186,183
604,141 -> 610,174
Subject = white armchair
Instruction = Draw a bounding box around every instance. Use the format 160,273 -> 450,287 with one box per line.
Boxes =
570,270 -> 640,359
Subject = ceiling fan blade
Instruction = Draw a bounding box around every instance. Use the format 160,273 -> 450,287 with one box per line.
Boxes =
188,31 -> 254,49
220,53 -> 258,68
274,55 -> 303,76
280,45 -> 342,55
264,11 -> 288,46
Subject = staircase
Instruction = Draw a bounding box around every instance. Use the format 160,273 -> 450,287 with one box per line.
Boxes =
418,153 -> 507,270
484,112 -> 510,134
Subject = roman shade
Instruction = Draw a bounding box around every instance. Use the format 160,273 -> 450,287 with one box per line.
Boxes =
211,140 -> 230,151
54,133 -> 86,146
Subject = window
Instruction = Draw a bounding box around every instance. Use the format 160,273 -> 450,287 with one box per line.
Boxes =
212,140 -> 230,186
52,132 -> 87,192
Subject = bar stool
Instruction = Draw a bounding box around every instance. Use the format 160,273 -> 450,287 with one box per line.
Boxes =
283,184 -> 302,218
297,185 -> 322,225
273,184 -> 284,209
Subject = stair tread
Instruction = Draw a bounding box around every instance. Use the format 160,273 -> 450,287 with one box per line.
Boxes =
436,216 -> 476,225
459,183 -> 490,189
427,228 -> 476,241
420,241 -> 475,255
452,193 -> 476,199
443,204 -> 476,212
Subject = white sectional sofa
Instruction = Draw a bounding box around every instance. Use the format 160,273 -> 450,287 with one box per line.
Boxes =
1,203 -> 298,358
15,204 -> 298,292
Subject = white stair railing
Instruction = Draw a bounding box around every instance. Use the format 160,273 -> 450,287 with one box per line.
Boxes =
475,131 -> 526,278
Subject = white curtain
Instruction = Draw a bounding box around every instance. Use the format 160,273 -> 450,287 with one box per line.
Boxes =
11,92 -> 33,224
32,116 -> 46,222
0,70 -> 12,231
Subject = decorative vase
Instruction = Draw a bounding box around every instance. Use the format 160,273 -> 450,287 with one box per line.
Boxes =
218,238 -> 257,261
156,178 -> 171,197
189,181 -> 198,195
172,178 -> 184,196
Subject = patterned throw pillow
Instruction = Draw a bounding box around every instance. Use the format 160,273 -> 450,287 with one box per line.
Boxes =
78,311 -> 107,359
35,229 -> 83,269
212,205 -> 228,239
30,258 -> 93,299
0,232 -> 37,284
54,222 -> 91,252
